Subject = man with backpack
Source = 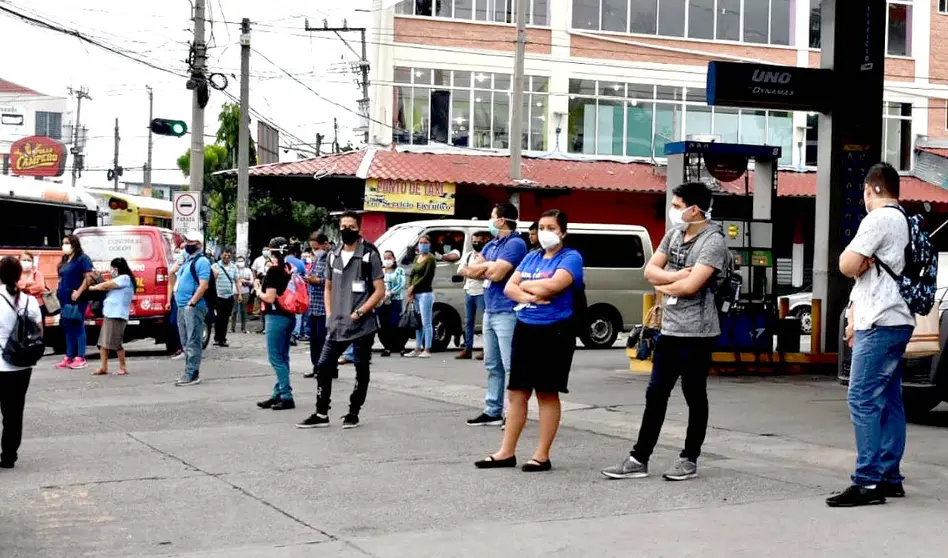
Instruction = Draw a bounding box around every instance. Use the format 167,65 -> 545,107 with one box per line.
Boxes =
827,163 -> 930,507
170,230 -> 212,387
602,182 -> 728,482
297,211 -> 385,430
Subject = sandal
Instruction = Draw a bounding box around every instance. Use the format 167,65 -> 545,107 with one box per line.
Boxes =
91,369 -> 108,376
475,455 -> 517,469
115,369 -> 128,376
522,459 -> 552,472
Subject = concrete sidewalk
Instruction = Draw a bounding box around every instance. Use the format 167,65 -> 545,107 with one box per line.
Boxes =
2,335 -> 947,557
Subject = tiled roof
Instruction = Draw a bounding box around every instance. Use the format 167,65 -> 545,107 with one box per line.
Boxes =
0,78 -> 42,96
918,146 -> 948,158
245,150 -> 948,203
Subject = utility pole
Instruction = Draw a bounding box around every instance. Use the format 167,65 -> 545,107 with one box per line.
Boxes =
112,118 -> 120,191
145,86 -> 154,190
508,0 -> 527,181
332,118 -> 340,154
305,20 -> 370,144
316,133 -> 323,156
68,86 -> 91,188
236,18 -> 251,258
189,0 -> 207,195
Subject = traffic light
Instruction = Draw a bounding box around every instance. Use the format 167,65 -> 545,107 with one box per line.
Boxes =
151,118 -> 188,137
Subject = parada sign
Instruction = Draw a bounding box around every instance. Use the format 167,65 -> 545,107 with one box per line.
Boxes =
10,136 -> 67,177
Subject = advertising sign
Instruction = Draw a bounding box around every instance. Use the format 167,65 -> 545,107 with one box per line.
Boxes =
9,136 -> 67,177
172,191 -> 202,235
706,62 -> 833,113
364,179 -> 456,215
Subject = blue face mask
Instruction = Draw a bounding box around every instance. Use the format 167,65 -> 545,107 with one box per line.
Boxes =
418,244 -> 431,254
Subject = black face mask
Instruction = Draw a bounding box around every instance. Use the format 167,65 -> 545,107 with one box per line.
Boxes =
185,244 -> 199,255
471,242 -> 485,252
340,228 -> 361,245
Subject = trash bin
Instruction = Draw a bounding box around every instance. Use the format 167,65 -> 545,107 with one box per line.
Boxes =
776,317 -> 801,353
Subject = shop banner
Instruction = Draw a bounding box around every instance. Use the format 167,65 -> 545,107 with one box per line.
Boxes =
364,179 -> 456,215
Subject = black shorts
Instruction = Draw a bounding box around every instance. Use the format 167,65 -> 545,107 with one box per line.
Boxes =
508,319 -> 576,394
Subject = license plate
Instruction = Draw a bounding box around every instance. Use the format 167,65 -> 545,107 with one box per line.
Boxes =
127,320 -> 140,325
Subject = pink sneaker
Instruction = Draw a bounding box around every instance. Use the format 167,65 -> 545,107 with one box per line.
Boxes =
55,357 -> 73,369
68,358 -> 89,370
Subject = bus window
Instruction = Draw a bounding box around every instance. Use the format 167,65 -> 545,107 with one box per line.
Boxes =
0,197 -> 86,249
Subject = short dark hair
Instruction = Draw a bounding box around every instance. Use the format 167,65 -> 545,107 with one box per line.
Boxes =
529,221 -> 538,232
221,247 -> 232,255
865,162 -> 900,199
494,202 -> 519,229
672,182 -> 713,212
340,210 -> 362,227
473,231 -> 492,240
539,209 -> 568,232
0,256 -> 21,296
312,232 -> 329,244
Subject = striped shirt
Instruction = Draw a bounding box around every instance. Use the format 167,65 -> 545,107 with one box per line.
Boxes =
308,251 -> 328,317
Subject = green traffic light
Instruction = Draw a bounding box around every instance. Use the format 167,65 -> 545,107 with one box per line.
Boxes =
172,122 -> 186,136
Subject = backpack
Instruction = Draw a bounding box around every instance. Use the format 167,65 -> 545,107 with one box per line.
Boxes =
2,293 -> 44,368
189,254 -> 217,310
277,264 -> 310,315
330,240 -> 381,297
689,228 -> 742,314
876,206 -> 938,316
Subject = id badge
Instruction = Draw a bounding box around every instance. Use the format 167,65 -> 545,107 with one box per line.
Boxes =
666,296 -> 678,306
483,279 -> 491,290
352,281 -> 366,293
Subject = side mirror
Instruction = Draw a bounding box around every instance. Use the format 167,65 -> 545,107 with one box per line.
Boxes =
451,275 -> 464,284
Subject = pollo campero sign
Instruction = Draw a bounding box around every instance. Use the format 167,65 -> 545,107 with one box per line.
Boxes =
10,136 -> 67,177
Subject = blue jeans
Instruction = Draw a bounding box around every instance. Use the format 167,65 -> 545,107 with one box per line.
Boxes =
176,305 -> 208,379
414,291 -> 435,350
464,293 -> 484,350
848,325 -> 914,486
482,311 -> 517,417
61,303 -> 88,360
266,313 -> 295,401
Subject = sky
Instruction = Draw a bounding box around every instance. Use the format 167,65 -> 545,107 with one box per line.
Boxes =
0,0 -> 371,187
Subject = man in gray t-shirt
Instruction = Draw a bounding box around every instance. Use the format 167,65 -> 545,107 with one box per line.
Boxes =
827,163 -> 915,508
602,182 -> 728,483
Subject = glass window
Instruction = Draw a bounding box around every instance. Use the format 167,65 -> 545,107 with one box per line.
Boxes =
717,0 -> 741,41
768,111 -> 793,165
599,81 -> 625,97
883,102 -> 913,171
887,2 -> 911,56
627,83 -> 654,101
740,109 -> 767,145
395,0 -> 414,15
597,99 -> 625,155
654,103 -> 682,156
714,108 -> 740,143
433,69 -> 451,87
476,0 -> 489,20
941,0 -> 948,13
493,73 -> 512,91
431,90 -> 451,143
454,70 -> 471,89
688,0 -> 714,40
568,96 -> 592,153
494,0 -> 512,23
744,0 -> 769,44
626,102 -> 654,157
685,105 -> 712,138
394,86 -> 412,144
809,0 -> 822,48
455,0 -> 473,18
395,67 -> 412,84
412,87 -> 430,145
452,90 -> 471,147
805,113 -> 819,166
473,72 -> 491,87
569,79 -> 598,95
493,92 -> 510,148
658,0 -> 686,37
473,91 -> 492,148
603,0 -> 629,32
630,0 -> 658,34
566,233 -> 646,268
685,87 -> 706,102
656,85 -> 683,101
414,68 -> 432,85
415,0 -> 434,17
532,76 -> 550,92
530,95 -> 547,151
573,0 -> 600,29
34,111 -> 62,139
770,0 -> 792,45
437,0 -> 452,17
534,0 -> 550,25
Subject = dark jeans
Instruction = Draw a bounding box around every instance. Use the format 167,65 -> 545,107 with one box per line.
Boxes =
214,297 -> 235,343
309,314 -> 328,369
632,335 -> 715,464
168,302 -> 181,352
315,334 -> 375,416
0,368 -> 32,465
377,300 -> 403,352
464,293 -> 484,350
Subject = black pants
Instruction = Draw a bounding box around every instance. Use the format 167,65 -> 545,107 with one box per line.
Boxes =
632,335 -> 715,464
377,300 -> 403,352
315,334 -> 375,416
309,314 -> 327,369
0,368 -> 32,465
214,297 -> 235,343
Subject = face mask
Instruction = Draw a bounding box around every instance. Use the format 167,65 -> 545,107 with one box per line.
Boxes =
237,261 -> 246,269
538,230 -> 562,250
488,221 -> 501,237
304,258 -> 313,264
340,228 -> 361,245
471,242 -> 485,252
418,244 -> 431,254
20,260 -> 33,271
383,259 -> 395,268
62,244 -> 73,255
110,268 -> 119,277
185,244 -> 199,255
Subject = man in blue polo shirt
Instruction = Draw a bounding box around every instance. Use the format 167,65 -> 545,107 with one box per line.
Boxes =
171,230 -> 211,386
459,202 -> 528,426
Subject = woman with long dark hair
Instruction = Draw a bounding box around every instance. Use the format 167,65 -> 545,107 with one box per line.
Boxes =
254,237 -> 296,411
56,235 -> 94,370
0,256 -> 42,468
405,235 -> 437,358
88,258 -> 136,376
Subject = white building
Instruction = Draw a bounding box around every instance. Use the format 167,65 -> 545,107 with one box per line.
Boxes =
0,78 -> 69,176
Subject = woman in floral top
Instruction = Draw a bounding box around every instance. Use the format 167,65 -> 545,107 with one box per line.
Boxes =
379,250 -> 406,357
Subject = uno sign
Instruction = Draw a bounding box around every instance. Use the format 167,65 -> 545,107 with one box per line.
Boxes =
706,61 -> 834,113
10,136 -> 67,177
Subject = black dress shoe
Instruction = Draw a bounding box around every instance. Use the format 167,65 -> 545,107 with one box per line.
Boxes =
522,459 -> 552,472
271,399 -> 296,411
256,398 -> 278,409
826,485 -> 886,507
0,461 -> 14,469
882,482 -> 906,498
303,370 -> 316,379
475,455 -> 517,469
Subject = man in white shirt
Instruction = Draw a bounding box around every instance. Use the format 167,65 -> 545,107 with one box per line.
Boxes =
827,162 -> 916,508
456,231 -> 491,360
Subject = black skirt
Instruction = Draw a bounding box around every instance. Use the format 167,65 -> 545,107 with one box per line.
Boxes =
508,319 -> 576,394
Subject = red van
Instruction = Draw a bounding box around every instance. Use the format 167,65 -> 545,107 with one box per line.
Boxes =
72,226 -> 182,352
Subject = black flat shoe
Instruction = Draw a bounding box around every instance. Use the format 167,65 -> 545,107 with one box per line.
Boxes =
302,371 -> 316,379
256,398 -> 277,409
522,459 -> 552,472
475,455 -> 517,469
271,399 -> 296,411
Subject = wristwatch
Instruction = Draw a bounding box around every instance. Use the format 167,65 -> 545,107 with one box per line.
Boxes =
355,309 -> 365,318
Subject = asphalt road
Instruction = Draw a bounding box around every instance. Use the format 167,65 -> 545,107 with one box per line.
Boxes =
2,330 -> 948,557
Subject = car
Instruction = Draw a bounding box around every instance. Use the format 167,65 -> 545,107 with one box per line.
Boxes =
785,291 -> 813,335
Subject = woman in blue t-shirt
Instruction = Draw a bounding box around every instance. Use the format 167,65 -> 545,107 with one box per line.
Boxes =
88,258 -> 136,376
56,235 -> 95,370
475,209 -> 584,473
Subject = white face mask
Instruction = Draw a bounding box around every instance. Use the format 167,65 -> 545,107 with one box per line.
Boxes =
62,244 -> 73,255
237,261 -> 246,269
538,230 -> 562,250
383,259 -> 396,268
20,260 -> 33,271
669,206 -> 709,231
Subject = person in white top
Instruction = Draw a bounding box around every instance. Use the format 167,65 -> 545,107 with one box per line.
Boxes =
456,231 -> 491,360
827,162 -> 916,508
0,256 -> 43,469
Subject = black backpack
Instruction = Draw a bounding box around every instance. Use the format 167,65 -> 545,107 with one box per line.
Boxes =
189,254 -> 217,310
688,228 -> 742,314
2,293 -> 44,368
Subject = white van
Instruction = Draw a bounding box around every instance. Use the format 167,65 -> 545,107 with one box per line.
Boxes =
375,219 -> 653,351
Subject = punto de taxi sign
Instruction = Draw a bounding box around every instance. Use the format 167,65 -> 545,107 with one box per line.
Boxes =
10,136 -> 67,177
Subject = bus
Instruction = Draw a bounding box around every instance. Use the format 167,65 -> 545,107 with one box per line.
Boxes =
85,189 -> 173,229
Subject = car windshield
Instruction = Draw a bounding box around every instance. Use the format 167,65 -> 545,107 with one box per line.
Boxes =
77,231 -> 155,262
376,225 -> 424,259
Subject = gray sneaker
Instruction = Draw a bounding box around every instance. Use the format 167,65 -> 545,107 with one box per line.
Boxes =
662,458 -> 698,481
175,375 -> 202,387
601,456 -> 648,479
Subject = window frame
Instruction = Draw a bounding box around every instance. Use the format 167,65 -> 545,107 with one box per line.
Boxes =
940,0 -> 948,15
882,101 -> 913,171
396,0 -> 551,26
885,0 -> 913,58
